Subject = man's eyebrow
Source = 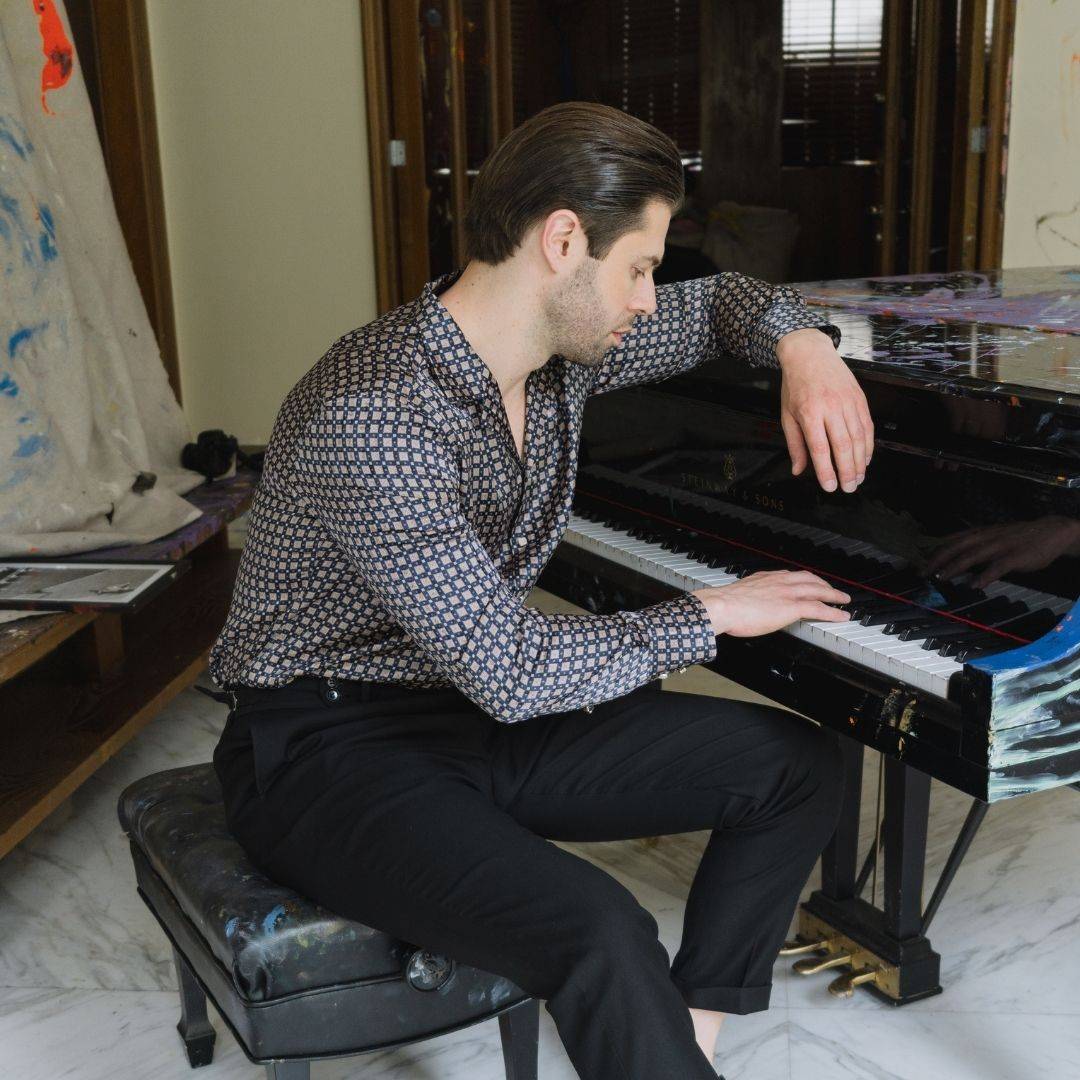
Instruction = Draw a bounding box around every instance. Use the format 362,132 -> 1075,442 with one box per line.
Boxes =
640,255 -> 662,268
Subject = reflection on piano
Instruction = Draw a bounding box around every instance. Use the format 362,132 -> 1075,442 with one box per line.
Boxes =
539,267 -> 1080,1005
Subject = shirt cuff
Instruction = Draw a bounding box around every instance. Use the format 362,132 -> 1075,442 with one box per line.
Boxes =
747,300 -> 842,369
622,592 -> 717,679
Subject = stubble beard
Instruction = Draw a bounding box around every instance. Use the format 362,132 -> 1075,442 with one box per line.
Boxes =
543,258 -> 613,368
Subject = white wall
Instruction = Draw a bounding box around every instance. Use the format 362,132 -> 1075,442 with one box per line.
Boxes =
146,0 -> 378,443
1001,1 -> 1080,268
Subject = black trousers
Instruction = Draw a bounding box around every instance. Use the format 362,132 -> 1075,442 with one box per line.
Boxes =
213,675 -> 844,1080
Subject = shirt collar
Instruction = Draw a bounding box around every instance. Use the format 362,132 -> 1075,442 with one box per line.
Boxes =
417,267 -> 502,405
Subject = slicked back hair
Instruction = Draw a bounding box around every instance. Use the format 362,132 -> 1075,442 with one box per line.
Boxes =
464,101 -> 684,265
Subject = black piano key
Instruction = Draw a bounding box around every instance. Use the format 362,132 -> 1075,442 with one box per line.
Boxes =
899,619 -> 960,642
941,633 -> 1013,659
730,555 -> 778,576
952,639 -> 1022,663
849,598 -> 901,620
878,609 -> 941,633
922,626 -> 994,654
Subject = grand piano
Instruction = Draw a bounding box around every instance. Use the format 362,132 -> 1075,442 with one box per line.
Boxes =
538,267 -> 1080,1005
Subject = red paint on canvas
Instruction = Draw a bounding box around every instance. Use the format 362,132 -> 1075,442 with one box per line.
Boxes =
29,0 -> 74,115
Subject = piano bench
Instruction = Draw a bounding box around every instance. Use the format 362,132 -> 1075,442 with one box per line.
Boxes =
117,763 -> 539,1079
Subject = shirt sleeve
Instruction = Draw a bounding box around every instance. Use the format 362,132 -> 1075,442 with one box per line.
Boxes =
291,394 -> 717,723
589,271 -> 842,397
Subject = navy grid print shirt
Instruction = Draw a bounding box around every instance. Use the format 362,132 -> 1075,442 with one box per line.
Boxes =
208,268 -> 840,723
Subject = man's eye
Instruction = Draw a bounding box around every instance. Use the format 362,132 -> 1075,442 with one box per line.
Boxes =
632,268 -> 644,279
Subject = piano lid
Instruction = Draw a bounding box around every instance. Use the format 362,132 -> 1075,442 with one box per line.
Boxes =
787,267 -> 1080,408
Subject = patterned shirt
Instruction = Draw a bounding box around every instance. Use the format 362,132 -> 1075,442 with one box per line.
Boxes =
208,268 -> 840,723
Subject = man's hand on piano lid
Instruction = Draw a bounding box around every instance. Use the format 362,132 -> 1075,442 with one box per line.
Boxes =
775,328 -> 874,495
925,516 -> 1080,588
692,570 -> 852,638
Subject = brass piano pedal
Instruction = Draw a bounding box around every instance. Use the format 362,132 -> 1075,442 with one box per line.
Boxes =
779,936 -> 833,957
793,951 -> 854,976
828,966 -> 880,998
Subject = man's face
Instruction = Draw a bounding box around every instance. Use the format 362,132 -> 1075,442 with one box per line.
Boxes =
544,199 -> 669,367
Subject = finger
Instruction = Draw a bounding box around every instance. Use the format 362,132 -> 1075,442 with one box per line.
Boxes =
792,584 -> 852,604
781,411 -> 808,477
861,402 -> 875,465
844,404 -> 866,482
824,410 -> 858,492
803,418 -> 837,492
805,601 -> 851,622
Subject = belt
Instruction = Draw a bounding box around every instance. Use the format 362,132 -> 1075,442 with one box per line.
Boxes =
196,675 -> 353,711
198,676 -> 469,795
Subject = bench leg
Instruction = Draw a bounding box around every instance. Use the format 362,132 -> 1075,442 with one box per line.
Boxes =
498,998 -> 540,1080
172,946 -> 216,1067
263,1061 -> 310,1079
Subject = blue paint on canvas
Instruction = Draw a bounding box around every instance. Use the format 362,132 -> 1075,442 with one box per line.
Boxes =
37,204 -> 57,261
8,321 -> 48,358
13,432 -> 49,458
0,186 -> 57,274
0,115 -> 33,160
0,465 -> 32,493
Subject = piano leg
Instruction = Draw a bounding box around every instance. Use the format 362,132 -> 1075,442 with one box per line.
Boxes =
785,754 -> 943,1005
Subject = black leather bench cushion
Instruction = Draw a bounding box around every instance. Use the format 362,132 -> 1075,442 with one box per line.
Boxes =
118,763 -> 411,1003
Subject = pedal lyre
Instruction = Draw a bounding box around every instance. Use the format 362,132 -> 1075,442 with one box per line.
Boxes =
785,911 -> 902,1001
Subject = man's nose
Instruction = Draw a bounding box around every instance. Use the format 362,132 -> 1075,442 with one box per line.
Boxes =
631,277 -> 657,317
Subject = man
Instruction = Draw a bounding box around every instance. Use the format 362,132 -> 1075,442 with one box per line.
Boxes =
209,101 -> 871,1078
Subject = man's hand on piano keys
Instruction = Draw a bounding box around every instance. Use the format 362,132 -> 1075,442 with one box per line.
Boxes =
692,570 -> 852,638
775,327 -> 874,495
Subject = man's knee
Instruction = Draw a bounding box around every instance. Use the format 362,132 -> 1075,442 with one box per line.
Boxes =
742,709 -> 845,826
537,878 -> 666,992
781,718 -> 845,829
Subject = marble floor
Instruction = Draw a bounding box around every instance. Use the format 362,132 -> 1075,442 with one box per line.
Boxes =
1,586 -> 1078,1079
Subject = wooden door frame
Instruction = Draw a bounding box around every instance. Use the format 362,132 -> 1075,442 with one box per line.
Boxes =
361,0 -> 515,313
68,0 -> 181,403
878,0 -> 1016,275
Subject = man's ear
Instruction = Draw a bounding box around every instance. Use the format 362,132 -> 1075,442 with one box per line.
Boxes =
539,209 -> 585,274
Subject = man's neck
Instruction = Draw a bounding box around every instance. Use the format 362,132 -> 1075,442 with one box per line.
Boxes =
437,259 -> 551,400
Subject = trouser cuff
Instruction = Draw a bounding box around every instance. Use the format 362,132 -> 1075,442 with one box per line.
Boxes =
672,977 -> 772,1014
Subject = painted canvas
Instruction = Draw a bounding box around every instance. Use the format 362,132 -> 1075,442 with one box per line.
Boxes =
0,0 -> 203,556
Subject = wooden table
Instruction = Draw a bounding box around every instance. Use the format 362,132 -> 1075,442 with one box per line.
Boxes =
0,471 -> 256,859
